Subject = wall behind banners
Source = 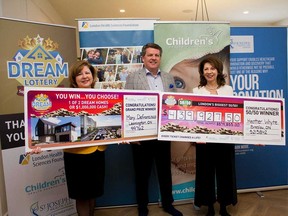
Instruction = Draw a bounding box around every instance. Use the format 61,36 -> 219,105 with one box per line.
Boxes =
77,19 -> 160,207
230,27 -> 288,190
0,18 -> 78,215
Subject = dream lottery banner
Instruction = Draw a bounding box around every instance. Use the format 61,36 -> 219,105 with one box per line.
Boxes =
0,17 -> 76,115
0,18 -> 77,216
0,113 -> 75,216
154,21 -> 230,201
231,27 -> 288,190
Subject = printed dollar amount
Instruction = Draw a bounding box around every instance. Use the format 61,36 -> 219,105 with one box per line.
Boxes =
168,110 -> 241,123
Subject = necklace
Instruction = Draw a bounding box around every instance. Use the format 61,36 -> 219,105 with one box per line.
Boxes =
205,85 -> 218,90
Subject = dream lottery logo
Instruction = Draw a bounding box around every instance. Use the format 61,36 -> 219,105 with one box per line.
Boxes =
7,34 -> 68,88
31,93 -> 52,112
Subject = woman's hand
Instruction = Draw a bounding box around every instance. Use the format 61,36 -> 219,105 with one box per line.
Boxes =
254,144 -> 265,146
196,142 -> 206,144
119,141 -> 130,145
118,141 -> 141,145
28,146 -> 42,154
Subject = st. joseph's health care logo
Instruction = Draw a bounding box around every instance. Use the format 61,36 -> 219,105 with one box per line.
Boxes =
7,34 -> 68,89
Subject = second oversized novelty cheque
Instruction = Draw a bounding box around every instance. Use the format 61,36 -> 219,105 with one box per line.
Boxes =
24,87 -> 160,152
158,92 -> 285,146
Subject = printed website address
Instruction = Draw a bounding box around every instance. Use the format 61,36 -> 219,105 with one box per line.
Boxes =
172,186 -> 194,195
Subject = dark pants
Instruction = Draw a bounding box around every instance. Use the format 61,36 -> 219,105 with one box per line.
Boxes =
132,140 -> 174,211
194,143 -> 237,207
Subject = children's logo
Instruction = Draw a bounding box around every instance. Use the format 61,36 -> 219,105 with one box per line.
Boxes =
7,35 -> 68,87
32,94 -> 52,112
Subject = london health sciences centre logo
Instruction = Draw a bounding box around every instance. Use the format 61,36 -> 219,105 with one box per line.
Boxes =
81,21 -> 89,29
7,35 -> 68,93
19,153 -> 31,165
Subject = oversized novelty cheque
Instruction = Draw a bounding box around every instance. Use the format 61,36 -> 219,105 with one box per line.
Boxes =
25,88 -> 285,152
24,87 -> 159,152
158,92 -> 285,145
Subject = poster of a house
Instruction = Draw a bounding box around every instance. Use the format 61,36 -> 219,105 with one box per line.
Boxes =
31,114 -> 121,147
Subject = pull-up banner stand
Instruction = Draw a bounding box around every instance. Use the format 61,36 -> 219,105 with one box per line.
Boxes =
0,17 -> 77,216
77,18 -> 158,207
230,26 -> 288,190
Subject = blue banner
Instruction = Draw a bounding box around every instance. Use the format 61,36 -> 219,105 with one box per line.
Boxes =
77,19 -> 157,207
231,27 -> 288,189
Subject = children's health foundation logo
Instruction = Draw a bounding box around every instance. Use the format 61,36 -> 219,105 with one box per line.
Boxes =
7,34 -> 68,87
